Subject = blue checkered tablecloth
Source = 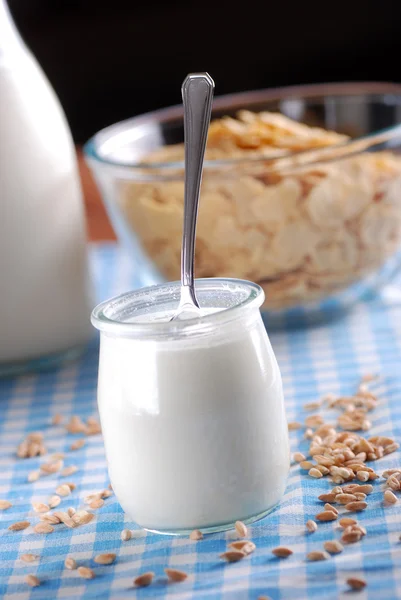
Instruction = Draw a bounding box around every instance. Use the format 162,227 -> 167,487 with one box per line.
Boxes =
1,242 -> 401,600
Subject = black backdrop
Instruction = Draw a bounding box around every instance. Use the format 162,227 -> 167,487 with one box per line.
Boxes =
8,0 -> 401,143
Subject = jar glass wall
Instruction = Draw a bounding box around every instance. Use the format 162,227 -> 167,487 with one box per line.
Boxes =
92,279 -> 290,534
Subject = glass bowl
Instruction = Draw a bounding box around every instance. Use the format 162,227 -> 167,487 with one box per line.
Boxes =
84,82 -> 401,326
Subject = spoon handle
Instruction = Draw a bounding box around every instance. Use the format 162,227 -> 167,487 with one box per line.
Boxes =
181,73 -> 214,292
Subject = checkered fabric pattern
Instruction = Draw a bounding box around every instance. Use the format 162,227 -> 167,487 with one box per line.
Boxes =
1,242 -> 401,600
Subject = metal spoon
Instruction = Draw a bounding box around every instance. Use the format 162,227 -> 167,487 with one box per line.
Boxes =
171,73 -> 215,321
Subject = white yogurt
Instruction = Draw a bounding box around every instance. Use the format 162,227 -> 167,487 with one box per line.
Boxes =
94,281 -> 289,533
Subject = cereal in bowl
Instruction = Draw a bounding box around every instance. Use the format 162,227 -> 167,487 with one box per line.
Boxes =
118,111 -> 401,309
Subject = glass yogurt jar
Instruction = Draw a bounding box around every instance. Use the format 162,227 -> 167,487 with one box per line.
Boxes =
91,278 -> 289,534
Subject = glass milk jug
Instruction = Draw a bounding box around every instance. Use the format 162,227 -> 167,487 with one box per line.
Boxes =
0,0 -> 93,375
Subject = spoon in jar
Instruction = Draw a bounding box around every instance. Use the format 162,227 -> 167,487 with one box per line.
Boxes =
171,73 -> 215,321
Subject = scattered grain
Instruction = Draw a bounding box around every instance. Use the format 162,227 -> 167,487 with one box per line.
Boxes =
341,530 -> 362,544
324,540 -> 344,554
306,520 -> 318,533
346,577 -> 366,590
21,554 -> 38,563
303,401 -> 321,411
220,550 -> 246,562
17,435 -> 47,459
78,566 -> 95,579
94,553 -> 116,565
189,529 -> 203,540
315,455 -> 335,467
40,513 -> 61,524
16,441 -> 29,458
354,492 -> 367,501
316,511 -> 338,521
66,416 -> 88,434
229,540 -> 256,554
52,414 -> 63,425
28,432 -> 44,443
61,465 -> 78,477
56,484 -> 71,497
300,461 -> 315,470
25,574 -> 40,587
383,468 -> 401,479
134,572 -> 154,587
361,373 -> 378,383
339,517 -> 357,527
324,503 -> 339,515
40,459 -> 63,475
27,471 -> 40,483
288,422 -> 302,431
384,490 -> 398,505
62,518 -> 78,528
335,493 -> 357,504
356,470 -> 370,482
345,501 -> 367,512
352,524 -> 367,536
235,520 -> 247,538
121,528 -> 132,541
32,502 -> 49,513
165,568 -> 188,582
335,467 -> 353,479
387,475 -> 401,491
53,511 -> 71,524
0,500 -> 12,510
71,511 -> 94,526
293,452 -> 306,463
89,498 -> 104,509
65,557 -> 77,570
305,414 -> 324,428
87,420 -> 102,435
383,442 -> 400,455
306,550 -> 330,561
356,484 -> 373,495
272,546 -> 293,558
318,493 -> 337,503
85,493 -> 102,504
34,522 -> 54,534
8,521 -> 30,531
70,439 -> 86,451
48,495 -> 61,509
309,468 -> 323,478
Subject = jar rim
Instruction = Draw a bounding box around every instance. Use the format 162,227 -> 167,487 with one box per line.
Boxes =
91,278 -> 264,339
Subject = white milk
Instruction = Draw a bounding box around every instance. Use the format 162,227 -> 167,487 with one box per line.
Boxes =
0,0 -> 93,367
97,300 -> 289,532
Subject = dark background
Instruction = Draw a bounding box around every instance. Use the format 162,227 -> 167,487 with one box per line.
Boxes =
8,0 -> 401,143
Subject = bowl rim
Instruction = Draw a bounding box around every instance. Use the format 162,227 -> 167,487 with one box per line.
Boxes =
84,81 -> 401,170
